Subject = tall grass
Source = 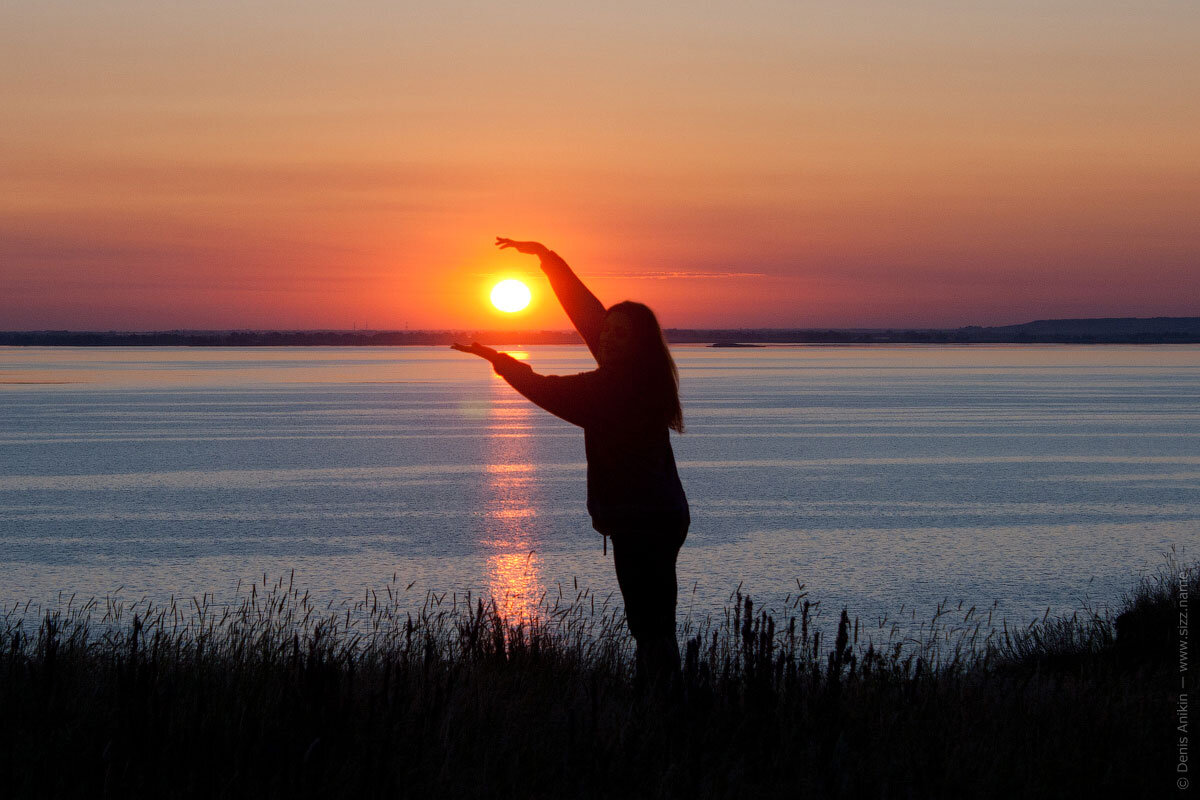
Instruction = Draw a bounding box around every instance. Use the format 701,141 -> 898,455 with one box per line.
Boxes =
1,559 -> 1191,799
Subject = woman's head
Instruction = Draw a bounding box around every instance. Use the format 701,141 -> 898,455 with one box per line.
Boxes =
599,301 -> 684,433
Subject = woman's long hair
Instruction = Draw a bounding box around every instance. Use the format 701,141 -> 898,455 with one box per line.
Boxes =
604,301 -> 684,433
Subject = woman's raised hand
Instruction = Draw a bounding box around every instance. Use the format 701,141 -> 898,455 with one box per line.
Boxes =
495,237 -> 548,257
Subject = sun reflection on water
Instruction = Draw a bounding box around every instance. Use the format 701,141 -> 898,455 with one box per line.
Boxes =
483,384 -> 543,622
485,550 -> 543,622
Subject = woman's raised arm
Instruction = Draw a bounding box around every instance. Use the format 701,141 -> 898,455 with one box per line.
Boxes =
496,237 -> 606,362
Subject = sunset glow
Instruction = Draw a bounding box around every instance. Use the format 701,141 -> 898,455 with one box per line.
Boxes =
1,2 -> 1197,330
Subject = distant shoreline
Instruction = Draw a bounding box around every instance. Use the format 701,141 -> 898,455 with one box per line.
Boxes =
2,317 -> 1198,346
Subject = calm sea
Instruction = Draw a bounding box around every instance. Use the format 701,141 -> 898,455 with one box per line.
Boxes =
2,345 -> 1198,632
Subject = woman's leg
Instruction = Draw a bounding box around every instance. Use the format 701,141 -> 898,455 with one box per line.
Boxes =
610,522 -> 687,688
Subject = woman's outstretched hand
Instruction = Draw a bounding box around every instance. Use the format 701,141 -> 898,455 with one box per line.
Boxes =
450,341 -> 500,363
495,237 -> 548,257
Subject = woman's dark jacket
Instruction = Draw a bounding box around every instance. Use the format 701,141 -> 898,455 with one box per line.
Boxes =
489,250 -> 688,534
493,355 -> 689,533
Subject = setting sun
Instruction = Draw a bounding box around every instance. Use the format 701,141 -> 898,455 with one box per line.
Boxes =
490,279 -> 531,313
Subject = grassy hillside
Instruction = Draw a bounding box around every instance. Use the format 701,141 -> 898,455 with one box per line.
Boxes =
1,557 -> 1193,798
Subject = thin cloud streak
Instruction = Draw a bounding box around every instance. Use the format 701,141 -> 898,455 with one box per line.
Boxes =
473,271 -> 765,280
586,271 -> 766,280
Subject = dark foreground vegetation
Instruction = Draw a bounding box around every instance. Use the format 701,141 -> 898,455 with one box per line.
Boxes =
2,559 -> 1194,799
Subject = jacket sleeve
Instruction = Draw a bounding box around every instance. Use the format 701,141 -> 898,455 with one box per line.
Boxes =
540,250 -> 606,363
492,354 -> 603,428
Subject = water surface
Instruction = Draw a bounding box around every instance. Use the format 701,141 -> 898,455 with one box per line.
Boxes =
3,345 -> 1198,633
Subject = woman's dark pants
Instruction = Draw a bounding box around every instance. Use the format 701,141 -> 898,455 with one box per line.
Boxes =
609,522 -> 688,689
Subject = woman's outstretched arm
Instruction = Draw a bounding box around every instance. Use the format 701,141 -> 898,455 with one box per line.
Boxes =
451,341 -> 601,427
495,238 -> 605,362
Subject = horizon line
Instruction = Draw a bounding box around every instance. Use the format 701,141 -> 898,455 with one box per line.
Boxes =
4,314 -> 1200,336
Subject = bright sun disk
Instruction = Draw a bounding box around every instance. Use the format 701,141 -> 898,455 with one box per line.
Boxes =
491,279 -> 531,313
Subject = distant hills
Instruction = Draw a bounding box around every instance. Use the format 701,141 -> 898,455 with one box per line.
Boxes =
968,317 -> 1200,339
669,316 -> 1200,345
1,317 -> 1198,346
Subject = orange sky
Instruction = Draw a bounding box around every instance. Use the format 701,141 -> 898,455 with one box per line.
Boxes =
2,1 -> 1198,330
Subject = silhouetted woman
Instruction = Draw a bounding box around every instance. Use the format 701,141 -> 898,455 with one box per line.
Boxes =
453,237 -> 689,686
